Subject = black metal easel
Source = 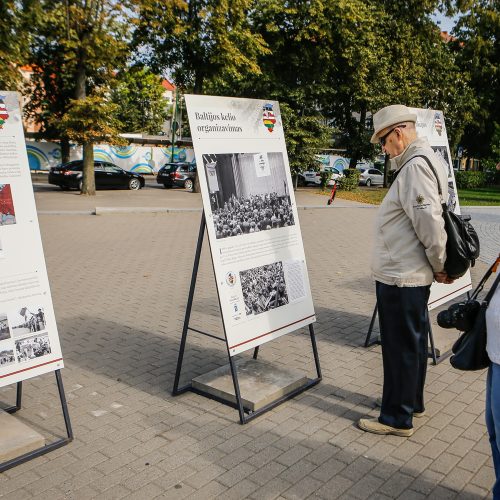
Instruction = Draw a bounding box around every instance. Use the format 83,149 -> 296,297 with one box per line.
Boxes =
0,369 -> 73,473
364,302 -> 439,365
172,213 -> 322,424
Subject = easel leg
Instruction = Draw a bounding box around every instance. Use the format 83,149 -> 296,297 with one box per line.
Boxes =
364,302 -> 380,347
228,356 -> 246,424
0,370 -> 73,473
309,324 -> 322,379
55,370 -> 73,440
253,346 -> 259,360
173,213 -> 206,395
4,381 -> 22,414
428,318 -> 437,365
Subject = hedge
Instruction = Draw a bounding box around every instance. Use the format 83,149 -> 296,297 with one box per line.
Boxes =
454,171 -> 488,189
338,168 -> 360,191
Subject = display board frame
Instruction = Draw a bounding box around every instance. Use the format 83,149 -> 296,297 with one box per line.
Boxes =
172,213 -> 322,424
0,92 -> 73,470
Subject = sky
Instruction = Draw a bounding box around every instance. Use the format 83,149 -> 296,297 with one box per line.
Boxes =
431,10 -> 461,33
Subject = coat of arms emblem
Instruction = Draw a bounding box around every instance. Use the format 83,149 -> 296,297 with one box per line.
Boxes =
262,103 -> 276,133
0,96 -> 9,130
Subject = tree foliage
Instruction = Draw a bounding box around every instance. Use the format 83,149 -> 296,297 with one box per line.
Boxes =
111,65 -> 169,135
453,0 -> 499,159
134,0 -> 270,93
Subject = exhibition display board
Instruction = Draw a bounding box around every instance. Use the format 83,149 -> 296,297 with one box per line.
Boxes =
0,92 -> 64,387
0,92 -> 72,472
173,95 -> 321,423
185,95 -> 316,356
411,107 -> 472,310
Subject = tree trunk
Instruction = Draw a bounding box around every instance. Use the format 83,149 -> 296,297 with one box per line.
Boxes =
61,137 -> 71,164
81,142 -> 95,195
193,172 -> 201,193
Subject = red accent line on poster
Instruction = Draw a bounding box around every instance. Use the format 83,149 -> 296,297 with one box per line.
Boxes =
428,284 -> 471,306
229,314 -> 316,349
0,358 -> 64,379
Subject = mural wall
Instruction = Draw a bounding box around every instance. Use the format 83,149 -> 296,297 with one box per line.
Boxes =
25,141 -> 195,173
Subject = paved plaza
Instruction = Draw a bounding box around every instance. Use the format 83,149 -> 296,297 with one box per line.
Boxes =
0,181 -> 498,499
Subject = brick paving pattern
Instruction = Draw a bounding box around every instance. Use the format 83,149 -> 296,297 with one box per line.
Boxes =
0,184 -> 497,499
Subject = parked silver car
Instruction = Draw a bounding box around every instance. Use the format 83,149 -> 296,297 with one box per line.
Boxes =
358,168 -> 384,186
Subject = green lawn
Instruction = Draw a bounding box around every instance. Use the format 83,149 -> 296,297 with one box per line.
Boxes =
457,186 -> 500,206
332,185 -> 500,206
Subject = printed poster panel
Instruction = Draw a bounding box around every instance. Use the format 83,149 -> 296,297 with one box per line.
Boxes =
411,107 -> 472,309
0,92 -> 64,387
185,95 -> 316,356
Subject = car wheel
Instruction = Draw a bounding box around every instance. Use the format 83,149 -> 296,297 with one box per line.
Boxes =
184,179 -> 194,190
366,178 -> 372,187
78,180 -> 83,191
129,178 -> 141,190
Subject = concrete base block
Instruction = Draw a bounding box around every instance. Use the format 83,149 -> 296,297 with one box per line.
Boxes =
0,410 -> 45,463
192,358 -> 308,411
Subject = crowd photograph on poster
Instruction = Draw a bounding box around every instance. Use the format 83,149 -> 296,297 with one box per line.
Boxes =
0,349 -> 15,367
15,333 -> 52,363
240,261 -> 289,316
203,152 -> 295,240
9,304 -> 47,337
0,184 -> 16,226
0,313 -> 10,341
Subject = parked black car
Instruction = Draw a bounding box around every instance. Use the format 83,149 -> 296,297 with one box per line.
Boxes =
156,162 -> 197,190
48,161 -> 145,190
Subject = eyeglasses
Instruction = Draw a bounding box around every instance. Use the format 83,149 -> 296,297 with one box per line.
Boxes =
379,124 -> 406,146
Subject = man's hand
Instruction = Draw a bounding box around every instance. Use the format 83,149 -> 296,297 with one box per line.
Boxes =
434,272 -> 455,284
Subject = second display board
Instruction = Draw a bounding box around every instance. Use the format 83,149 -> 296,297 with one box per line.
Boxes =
185,95 -> 316,356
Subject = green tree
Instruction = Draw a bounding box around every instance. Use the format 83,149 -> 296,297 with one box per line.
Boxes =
0,1 -> 36,90
133,0 -> 269,94
453,0 -> 499,159
25,0 -> 132,195
111,65 -> 169,135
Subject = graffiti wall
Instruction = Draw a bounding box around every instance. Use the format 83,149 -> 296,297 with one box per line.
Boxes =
25,141 -> 195,174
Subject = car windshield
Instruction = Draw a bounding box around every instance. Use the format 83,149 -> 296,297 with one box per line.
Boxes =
358,169 -> 367,174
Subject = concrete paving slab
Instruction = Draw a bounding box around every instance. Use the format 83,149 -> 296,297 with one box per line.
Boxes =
192,358 -> 308,411
0,410 -> 45,463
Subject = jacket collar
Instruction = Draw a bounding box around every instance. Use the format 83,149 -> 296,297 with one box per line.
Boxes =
390,136 -> 430,171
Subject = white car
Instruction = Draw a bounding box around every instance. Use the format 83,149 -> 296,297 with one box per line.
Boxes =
358,168 -> 384,186
300,166 -> 343,186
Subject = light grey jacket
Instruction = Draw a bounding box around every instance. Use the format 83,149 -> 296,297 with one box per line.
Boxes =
371,137 -> 448,287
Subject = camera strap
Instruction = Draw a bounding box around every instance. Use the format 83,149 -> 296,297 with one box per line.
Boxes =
472,255 -> 500,303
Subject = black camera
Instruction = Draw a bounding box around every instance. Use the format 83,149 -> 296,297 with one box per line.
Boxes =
437,300 -> 480,331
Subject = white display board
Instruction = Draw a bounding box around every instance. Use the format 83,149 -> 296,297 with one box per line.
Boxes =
0,92 -> 64,387
411,107 -> 472,309
185,95 -> 316,356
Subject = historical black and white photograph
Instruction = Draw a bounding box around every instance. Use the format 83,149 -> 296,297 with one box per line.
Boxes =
0,313 -> 11,341
0,349 -> 15,367
9,305 -> 47,337
203,152 -> 295,239
15,334 -> 51,363
431,145 -> 452,178
240,262 -> 289,316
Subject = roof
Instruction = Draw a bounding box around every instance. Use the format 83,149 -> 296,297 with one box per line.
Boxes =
162,79 -> 176,91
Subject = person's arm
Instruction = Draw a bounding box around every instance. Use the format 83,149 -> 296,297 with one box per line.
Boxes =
400,162 -> 450,279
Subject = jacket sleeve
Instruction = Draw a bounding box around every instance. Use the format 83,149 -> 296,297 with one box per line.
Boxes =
399,161 -> 447,273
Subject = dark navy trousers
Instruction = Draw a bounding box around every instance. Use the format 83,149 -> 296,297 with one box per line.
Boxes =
376,281 -> 431,429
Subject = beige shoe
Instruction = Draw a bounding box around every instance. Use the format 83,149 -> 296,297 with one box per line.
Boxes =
358,418 -> 414,437
375,397 -> 426,418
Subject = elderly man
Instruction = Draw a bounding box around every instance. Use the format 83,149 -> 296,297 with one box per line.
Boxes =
358,104 -> 453,437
